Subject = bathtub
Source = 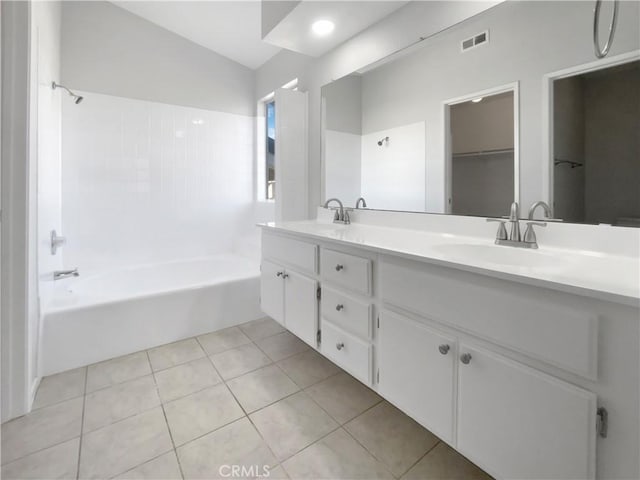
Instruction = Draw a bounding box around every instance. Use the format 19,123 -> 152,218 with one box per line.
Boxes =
40,254 -> 263,376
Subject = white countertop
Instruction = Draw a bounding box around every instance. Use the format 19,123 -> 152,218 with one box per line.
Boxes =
259,220 -> 640,308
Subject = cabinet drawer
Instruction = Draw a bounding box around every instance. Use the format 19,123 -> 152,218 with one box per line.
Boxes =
380,258 -> 598,379
262,232 -> 317,274
321,248 -> 372,296
321,321 -> 372,385
321,286 -> 372,340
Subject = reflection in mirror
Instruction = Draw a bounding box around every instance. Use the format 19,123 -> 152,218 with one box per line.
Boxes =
447,90 -> 515,218
321,1 -> 640,224
553,59 -> 640,227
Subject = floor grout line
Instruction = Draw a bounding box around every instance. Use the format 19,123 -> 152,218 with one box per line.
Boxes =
75,367 -> 88,480
145,350 -> 186,480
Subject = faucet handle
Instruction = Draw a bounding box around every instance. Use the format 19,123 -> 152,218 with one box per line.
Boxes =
486,218 -> 508,241
523,221 -> 547,246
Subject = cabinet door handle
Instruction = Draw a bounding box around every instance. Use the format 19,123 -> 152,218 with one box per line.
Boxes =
282,273 -> 289,279
336,342 -> 345,351
460,353 -> 472,365
438,344 -> 450,355
336,304 -> 344,311
276,271 -> 283,277
335,264 -> 344,271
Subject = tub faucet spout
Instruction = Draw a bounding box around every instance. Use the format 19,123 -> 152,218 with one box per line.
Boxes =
54,268 -> 79,281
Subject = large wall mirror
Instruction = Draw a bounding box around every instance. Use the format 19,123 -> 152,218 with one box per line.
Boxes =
321,0 -> 640,226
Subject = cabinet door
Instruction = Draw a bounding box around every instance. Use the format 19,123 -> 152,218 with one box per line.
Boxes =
260,261 -> 284,325
457,343 -> 596,480
283,270 -> 318,347
378,310 -> 456,443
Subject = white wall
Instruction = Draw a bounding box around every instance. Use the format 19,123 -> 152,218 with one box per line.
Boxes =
35,1 -> 63,311
324,130 -> 361,203
256,0 -> 640,217
361,122 -> 426,211
59,1 -> 262,272
61,92 -> 255,273
1,0 -> 32,422
61,1 -> 255,116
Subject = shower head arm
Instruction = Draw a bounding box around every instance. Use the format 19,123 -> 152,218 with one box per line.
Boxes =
52,82 -> 83,104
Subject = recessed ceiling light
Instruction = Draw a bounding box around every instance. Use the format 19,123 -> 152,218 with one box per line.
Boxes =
312,19 -> 335,36
471,97 -> 484,103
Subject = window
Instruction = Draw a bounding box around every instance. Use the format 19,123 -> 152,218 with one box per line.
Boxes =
265,100 -> 275,200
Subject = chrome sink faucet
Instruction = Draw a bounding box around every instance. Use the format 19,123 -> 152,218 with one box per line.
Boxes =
528,201 -> 552,220
324,198 -> 350,224
487,201 -> 547,249
355,197 -> 367,209
54,268 -> 79,280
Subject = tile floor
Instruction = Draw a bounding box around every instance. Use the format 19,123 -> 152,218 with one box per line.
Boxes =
1,318 -> 492,480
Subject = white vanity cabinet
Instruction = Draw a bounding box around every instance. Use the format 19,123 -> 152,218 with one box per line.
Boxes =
259,226 -> 639,480
457,343 -> 596,480
319,247 -> 374,385
378,310 -> 456,443
261,233 -> 319,347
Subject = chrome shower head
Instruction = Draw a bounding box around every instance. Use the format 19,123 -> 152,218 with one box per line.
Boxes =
52,82 -> 83,104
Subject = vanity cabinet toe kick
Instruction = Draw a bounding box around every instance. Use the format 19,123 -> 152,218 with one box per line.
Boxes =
259,229 -> 639,480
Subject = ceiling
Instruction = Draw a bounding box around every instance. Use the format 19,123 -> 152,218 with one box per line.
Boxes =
263,1 -> 408,58
112,1 -> 409,70
113,1 -> 281,70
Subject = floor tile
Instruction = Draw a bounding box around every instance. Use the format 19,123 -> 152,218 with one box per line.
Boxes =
197,327 -> 251,356
83,375 -> 160,433
226,365 -> 299,413
177,417 -> 276,480
164,384 -> 244,446
86,352 -> 151,393
254,332 -> 309,362
1,437 -> 79,480
345,401 -> 439,477
148,338 -> 205,372
277,350 -> 340,388
239,318 -> 285,341
401,442 -> 493,480
263,465 -> 289,479
154,358 -> 221,403
283,428 -> 393,479
1,396 -> 83,465
210,343 -> 271,380
306,372 -> 382,424
114,451 -> 183,480
250,391 -> 338,461
33,367 -> 86,410
79,407 -> 173,479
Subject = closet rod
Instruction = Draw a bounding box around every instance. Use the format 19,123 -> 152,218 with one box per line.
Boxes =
452,148 -> 514,158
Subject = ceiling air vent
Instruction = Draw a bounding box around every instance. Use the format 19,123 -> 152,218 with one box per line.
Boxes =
461,30 -> 489,52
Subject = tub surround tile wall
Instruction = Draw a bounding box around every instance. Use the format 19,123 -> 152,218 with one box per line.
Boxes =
2,318 -> 493,479
61,91 -> 256,274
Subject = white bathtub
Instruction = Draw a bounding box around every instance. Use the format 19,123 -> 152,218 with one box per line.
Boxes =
40,255 -> 262,375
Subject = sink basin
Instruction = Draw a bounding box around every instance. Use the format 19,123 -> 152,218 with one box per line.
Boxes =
433,243 -> 565,269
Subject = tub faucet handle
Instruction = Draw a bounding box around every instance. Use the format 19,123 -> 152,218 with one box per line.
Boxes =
51,230 -> 66,255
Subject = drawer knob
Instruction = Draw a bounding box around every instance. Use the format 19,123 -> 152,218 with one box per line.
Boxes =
336,304 -> 344,311
460,353 -> 472,365
438,344 -> 450,355
336,342 -> 345,351
335,264 -> 344,271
